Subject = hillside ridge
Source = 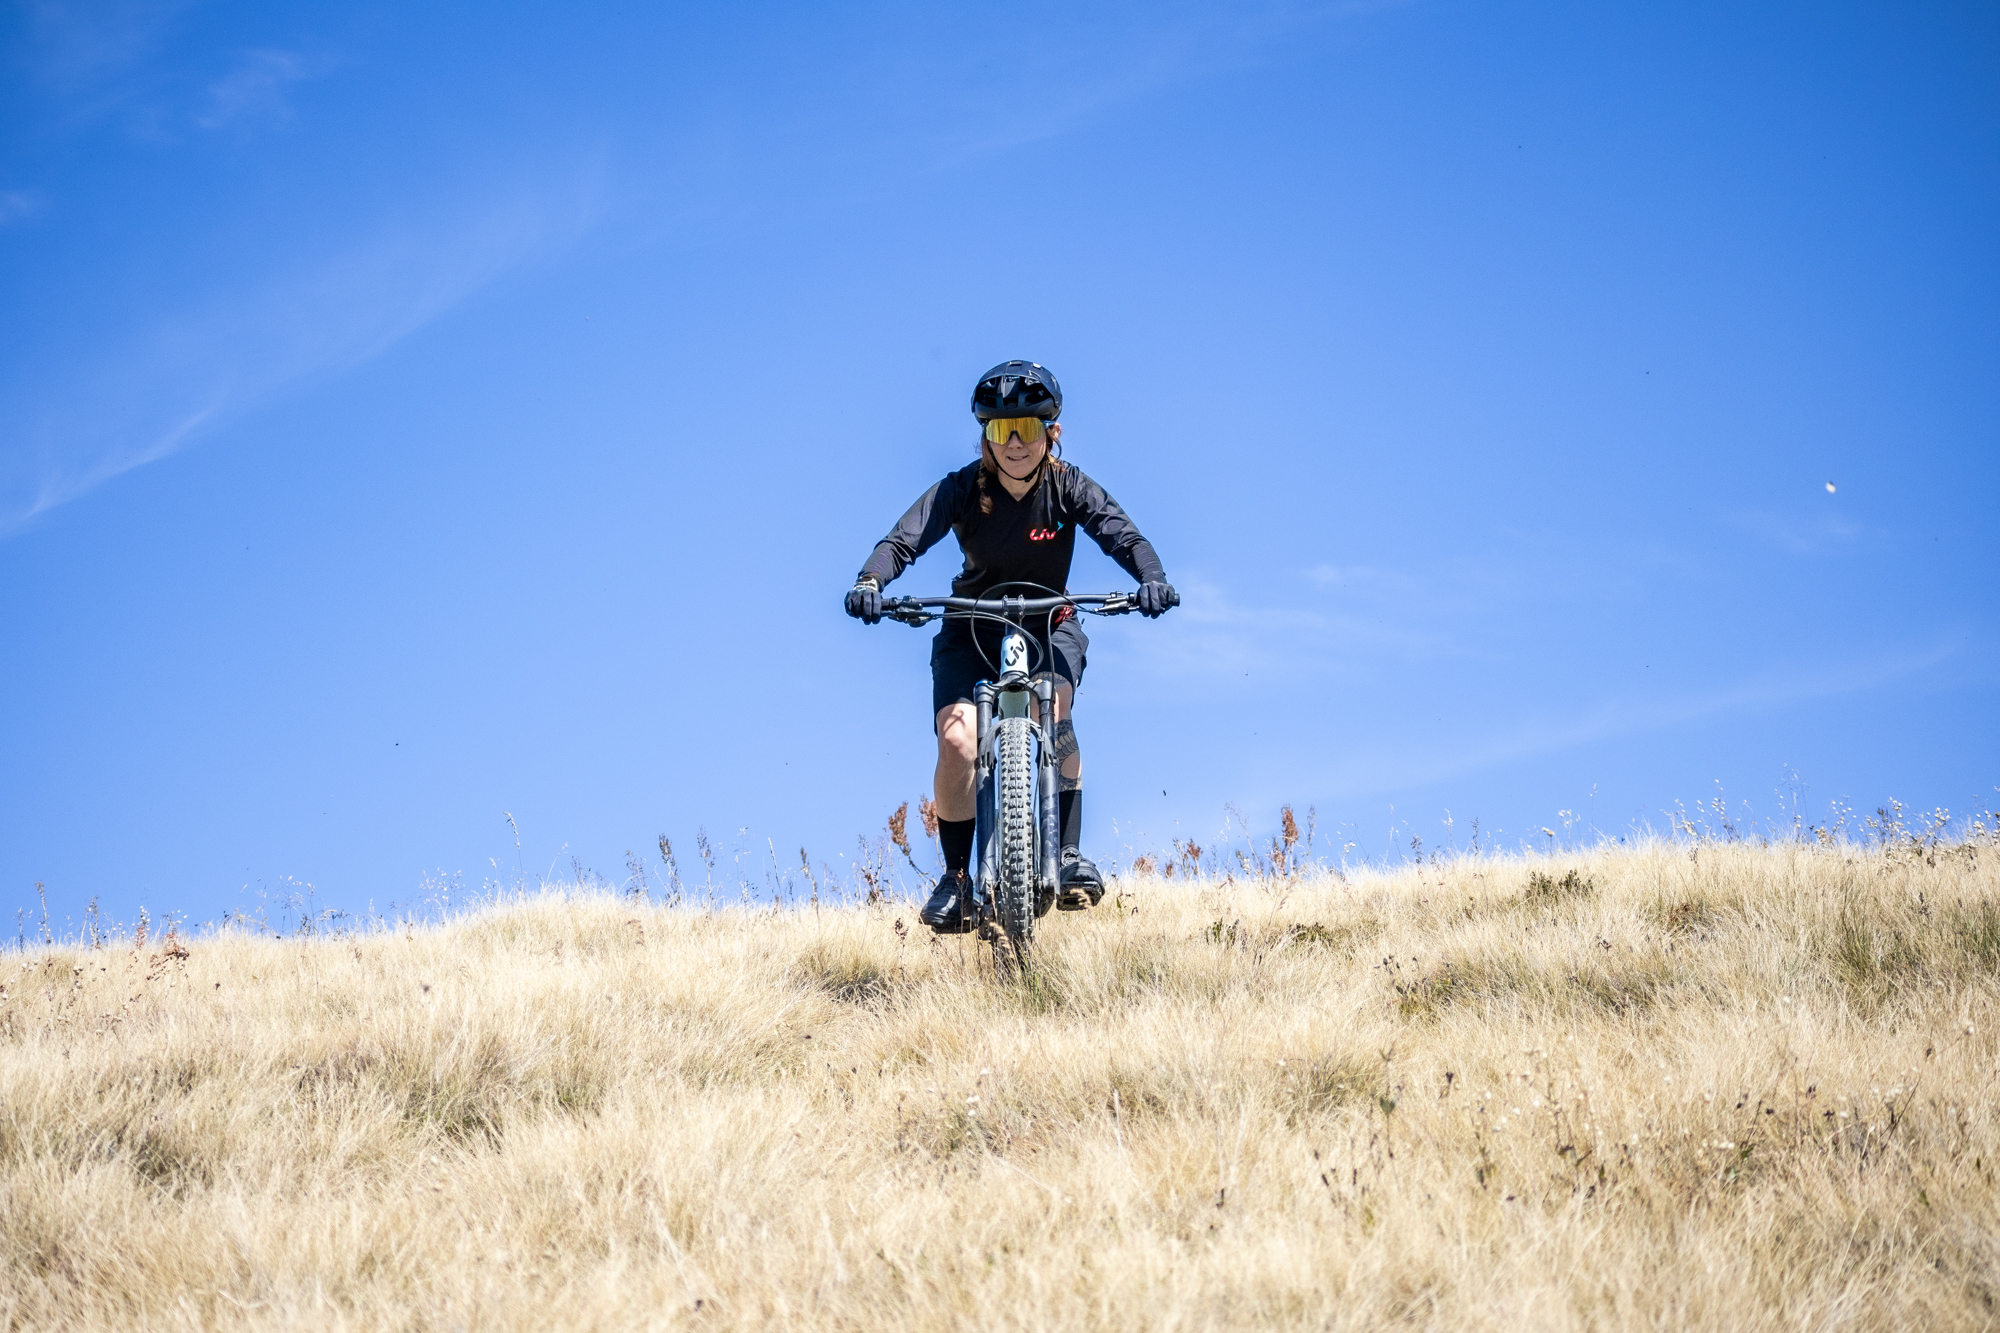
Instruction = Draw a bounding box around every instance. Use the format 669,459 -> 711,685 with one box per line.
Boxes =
4,838 -> 1997,1330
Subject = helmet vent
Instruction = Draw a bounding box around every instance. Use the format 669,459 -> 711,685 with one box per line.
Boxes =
971,361 -> 1062,423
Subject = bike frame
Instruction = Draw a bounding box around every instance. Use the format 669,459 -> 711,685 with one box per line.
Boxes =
879,592 -> 1136,937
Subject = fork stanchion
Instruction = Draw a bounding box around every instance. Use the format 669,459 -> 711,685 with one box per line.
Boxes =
1034,677 -> 1060,904
973,679 -> 996,914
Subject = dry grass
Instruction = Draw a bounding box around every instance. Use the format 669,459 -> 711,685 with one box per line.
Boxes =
4,838 -> 2000,1331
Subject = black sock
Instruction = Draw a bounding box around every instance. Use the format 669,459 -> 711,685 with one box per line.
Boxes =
939,818 -> 974,874
1059,790 -> 1081,854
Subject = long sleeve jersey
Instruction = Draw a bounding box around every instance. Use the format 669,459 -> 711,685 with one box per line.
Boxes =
858,460 -> 1166,599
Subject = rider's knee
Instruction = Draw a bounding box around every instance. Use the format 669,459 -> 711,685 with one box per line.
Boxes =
937,705 -> 977,765
1052,716 -> 1080,774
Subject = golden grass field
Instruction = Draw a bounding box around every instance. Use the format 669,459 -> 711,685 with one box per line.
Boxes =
4,833 -> 1999,1331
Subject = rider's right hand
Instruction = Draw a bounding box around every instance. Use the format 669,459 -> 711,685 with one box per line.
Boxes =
845,577 -> 883,624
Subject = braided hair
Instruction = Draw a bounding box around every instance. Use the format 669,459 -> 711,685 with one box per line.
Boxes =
974,434 -> 1065,516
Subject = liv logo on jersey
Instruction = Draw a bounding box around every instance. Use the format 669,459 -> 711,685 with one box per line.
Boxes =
1027,525 -> 1063,541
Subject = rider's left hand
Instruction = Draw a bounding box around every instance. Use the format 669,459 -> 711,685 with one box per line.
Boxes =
1137,580 -> 1179,618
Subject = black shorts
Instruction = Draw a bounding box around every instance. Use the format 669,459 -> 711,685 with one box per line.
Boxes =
930,617 -> 1088,723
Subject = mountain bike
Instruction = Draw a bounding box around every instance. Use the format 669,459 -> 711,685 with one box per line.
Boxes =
876,589 -> 1139,967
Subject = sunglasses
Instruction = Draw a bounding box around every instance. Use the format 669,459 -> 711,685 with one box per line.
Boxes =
983,417 -> 1049,447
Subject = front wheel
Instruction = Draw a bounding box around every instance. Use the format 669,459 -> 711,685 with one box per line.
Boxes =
994,716 -> 1037,962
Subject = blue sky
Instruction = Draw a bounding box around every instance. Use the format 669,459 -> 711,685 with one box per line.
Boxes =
4,0 -> 1995,932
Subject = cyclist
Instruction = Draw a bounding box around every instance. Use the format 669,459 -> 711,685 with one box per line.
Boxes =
845,360 -> 1178,934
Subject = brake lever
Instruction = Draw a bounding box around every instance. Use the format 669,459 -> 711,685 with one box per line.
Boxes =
1098,593 -> 1136,616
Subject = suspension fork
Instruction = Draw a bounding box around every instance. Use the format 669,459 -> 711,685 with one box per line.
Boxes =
1035,676 -> 1059,894
973,680 -> 996,907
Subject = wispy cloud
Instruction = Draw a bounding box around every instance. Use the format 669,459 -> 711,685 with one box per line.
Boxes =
1,177 -> 603,533
1304,563 -> 1428,593
197,49 -> 317,130
1725,506 -> 1863,556
1144,553 -> 1534,683
1121,553 -> 1966,818
936,1 -> 1412,160
1156,573 -> 1461,680
0,191 -> 48,226
21,4 -> 324,140
21,0 -> 191,88
1310,637 -> 1964,800
721,0 -> 1415,212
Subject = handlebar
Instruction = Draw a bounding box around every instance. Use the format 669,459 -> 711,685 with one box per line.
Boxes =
877,592 -> 1137,627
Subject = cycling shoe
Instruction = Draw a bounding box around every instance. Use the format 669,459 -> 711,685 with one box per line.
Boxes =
1056,851 -> 1104,911
920,869 -> 976,934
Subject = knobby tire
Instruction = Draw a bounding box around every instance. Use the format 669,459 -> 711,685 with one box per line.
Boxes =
995,716 -> 1037,967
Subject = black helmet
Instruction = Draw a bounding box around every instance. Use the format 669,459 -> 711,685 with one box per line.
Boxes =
971,360 -> 1062,423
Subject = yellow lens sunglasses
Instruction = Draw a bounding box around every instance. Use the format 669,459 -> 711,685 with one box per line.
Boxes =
982,417 -> 1048,446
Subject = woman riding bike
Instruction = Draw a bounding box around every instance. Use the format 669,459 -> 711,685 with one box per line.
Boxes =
845,360 -> 1178,934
